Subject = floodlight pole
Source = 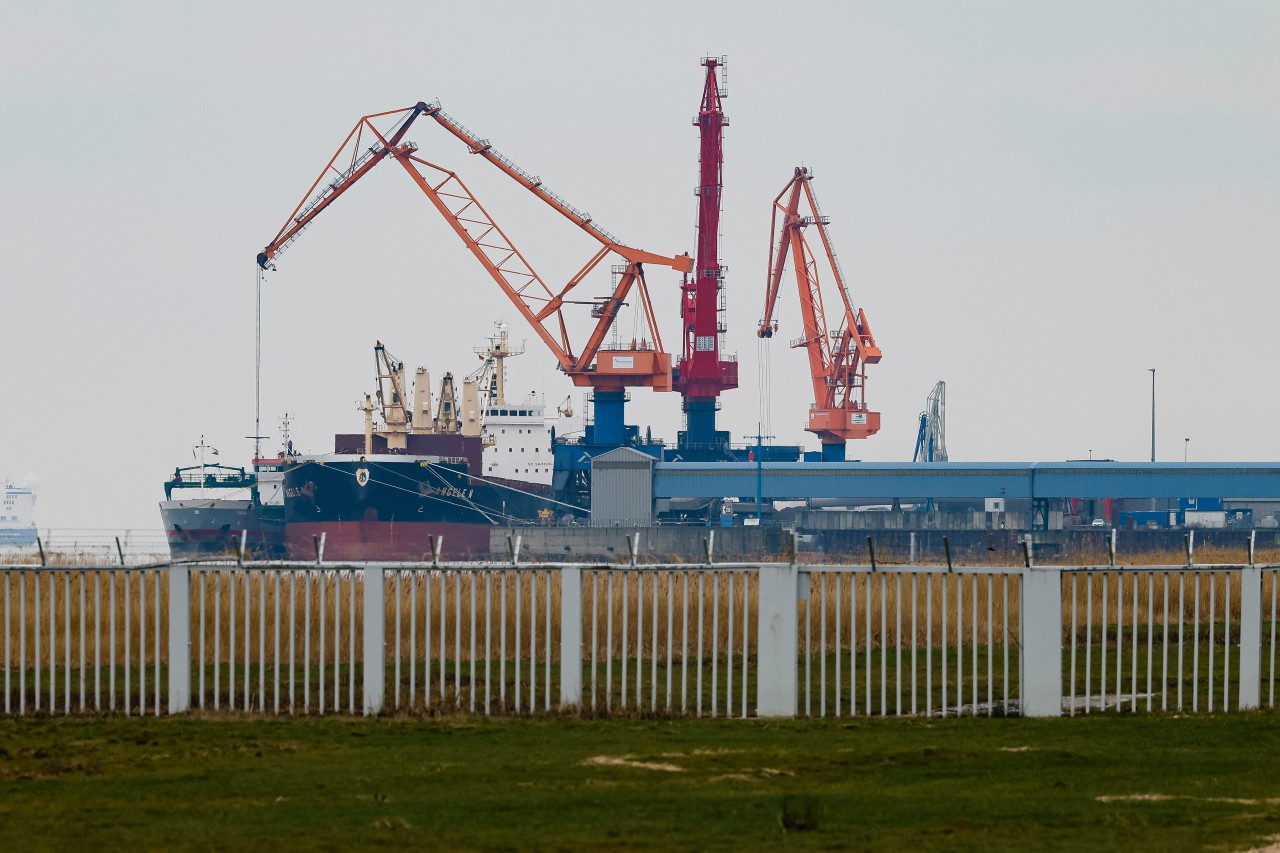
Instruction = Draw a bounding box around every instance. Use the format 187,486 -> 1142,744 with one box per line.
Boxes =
743,422 -> 774,524
1149,368 -> 1156,463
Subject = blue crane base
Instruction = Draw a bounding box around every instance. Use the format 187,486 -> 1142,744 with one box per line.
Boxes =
677,399 -> 728,457
551,390 -> 661,509
819,442 -> 847,462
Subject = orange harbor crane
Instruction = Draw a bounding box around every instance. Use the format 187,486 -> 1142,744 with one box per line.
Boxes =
758,166 -> 882,461
257,101 -> 692,447
673,56 -> 738,457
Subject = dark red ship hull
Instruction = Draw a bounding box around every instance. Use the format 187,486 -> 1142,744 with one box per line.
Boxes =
285,520 -> 492,562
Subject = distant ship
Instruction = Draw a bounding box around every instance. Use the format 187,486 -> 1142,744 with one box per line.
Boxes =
159,433 -> 290,559
0,478 -> 38,547
281,328 -> 583,561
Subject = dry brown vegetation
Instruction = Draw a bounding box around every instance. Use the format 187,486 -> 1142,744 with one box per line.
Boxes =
1,551 -> 1273,674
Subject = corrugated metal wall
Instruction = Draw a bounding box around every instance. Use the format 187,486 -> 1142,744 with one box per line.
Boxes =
591,448 -> 655,526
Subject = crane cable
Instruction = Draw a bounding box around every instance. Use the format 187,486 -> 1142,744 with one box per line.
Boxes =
757,335 -> 772,441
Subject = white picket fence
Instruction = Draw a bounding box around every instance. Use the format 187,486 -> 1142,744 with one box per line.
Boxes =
2,534 -> 1277,718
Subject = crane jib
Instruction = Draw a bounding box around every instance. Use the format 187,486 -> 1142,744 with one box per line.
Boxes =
254,100 -> 683,394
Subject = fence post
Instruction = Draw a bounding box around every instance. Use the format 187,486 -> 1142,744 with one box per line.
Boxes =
1238,564 -> 1262,710
559,567 -> 583,708
1020,566 -> 1062,717
756,561 -> 799,717
167,564 -> 190,714
363,566 -> 385,716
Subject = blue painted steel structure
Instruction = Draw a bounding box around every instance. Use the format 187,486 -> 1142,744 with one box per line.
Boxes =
651,462 -> 1280,501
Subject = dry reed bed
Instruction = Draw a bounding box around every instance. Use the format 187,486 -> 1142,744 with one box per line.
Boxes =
0,549 -> 1276,667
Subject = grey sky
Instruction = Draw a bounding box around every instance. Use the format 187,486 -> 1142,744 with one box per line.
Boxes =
2,1 -> 1277,530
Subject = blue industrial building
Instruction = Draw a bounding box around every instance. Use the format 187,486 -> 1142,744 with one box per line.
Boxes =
591,458 -> 1280,532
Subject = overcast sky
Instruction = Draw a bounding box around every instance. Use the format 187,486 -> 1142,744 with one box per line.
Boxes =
2,1 -> 1277,530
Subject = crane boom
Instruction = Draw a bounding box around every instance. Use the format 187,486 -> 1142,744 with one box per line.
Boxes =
257,104 -> 431,271
257,102 -> 690,393
758,167 -> 882,459
424,104 -> 688,272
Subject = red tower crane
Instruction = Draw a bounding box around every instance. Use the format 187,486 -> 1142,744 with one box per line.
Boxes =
257,102 -> 692,445
758,166 -> 882,461
673,57 -> 738,454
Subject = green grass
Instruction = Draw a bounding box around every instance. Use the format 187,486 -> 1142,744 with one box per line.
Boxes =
4,713 -> 1280,850
4,630 -> 1266,717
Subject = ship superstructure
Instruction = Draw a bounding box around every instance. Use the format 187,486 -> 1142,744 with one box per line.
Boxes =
0,478 -> 37,547
483,402 -> 553,486
477,324 -> 553,487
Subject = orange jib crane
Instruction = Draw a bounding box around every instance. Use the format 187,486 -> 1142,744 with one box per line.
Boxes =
758,167 -> 881,461
258,101 -> 692,398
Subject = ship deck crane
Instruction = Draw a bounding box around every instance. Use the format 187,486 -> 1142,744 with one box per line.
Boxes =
758,167 -> 882,461
257,101 -> 693,447
372,340 -> 409,448
674,56 -> 738,456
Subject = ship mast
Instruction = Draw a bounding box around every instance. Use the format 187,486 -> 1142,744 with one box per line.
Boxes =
474,322 -> 525,408
194,436 -> 214,498
279,412 -> 294,457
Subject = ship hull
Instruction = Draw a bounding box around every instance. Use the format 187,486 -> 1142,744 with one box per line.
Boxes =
0,527 -> 38,548
282,452 -> 566,561
160,499 -> 285,559
286,520 -> 491,561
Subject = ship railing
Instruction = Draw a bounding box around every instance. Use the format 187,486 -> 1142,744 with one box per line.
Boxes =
1,531 -> 1276,720
166,474 -> 256,496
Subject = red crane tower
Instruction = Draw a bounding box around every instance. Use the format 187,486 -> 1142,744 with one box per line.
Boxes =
673,56 -> 738,456
758,166 -> 882,461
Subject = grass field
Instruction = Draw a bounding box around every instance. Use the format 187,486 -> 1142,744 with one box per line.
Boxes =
3,712 -> 1280,850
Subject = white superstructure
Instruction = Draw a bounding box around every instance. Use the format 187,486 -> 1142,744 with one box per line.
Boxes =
482,398 -> 554,485
469,322 -> 567,487
2,478 -> 36,526
1,478 -> 38,545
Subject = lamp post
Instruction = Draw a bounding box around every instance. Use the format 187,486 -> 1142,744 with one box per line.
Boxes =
1149,368 -> 1156,463
1184,437 -> 1190,462
744,423 -> 774,524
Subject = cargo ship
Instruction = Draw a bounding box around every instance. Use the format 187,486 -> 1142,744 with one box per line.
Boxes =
282,330 -> 583,561
0,478 -> 38,548
159,435 -> 289,558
